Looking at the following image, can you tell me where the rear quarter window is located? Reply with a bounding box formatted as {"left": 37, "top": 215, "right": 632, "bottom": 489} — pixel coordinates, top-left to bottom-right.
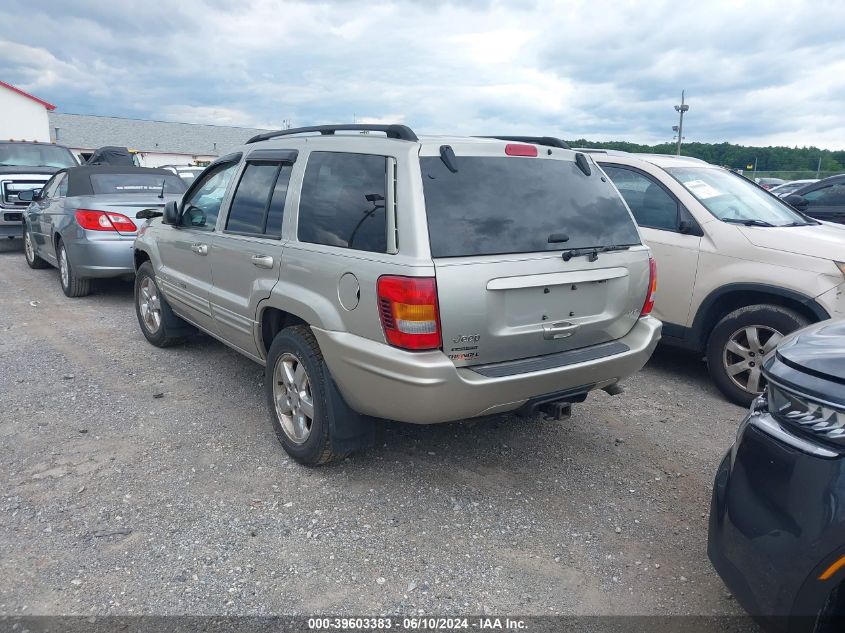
{"left": 420, "top": 156, "right": 640, "bottom": 258}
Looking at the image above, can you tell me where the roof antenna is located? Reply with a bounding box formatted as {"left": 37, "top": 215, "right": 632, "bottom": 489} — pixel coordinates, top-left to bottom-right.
{"left": 158, "top": 178, "right": 166, "bottom": 200}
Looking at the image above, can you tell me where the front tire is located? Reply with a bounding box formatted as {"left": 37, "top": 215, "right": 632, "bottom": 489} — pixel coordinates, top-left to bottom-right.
{"left": 57, "top": 239, "right": 90, "bottom": 297}
{"left": 134, "top": 261, "right": 190, "bottom": 347}
{"left": 23, "top": 226, "right": 49, "bottom": 269}
{"left": 265, "top": 325, "right": 347, "bottom": 466}
{"left": 706, "top": 304, "right": 809, "bottom": 406}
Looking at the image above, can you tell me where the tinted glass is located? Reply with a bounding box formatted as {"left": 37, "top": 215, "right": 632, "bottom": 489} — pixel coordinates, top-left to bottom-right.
{"left": 804, "top": 183, "right": 845, "bottom": 206}
{"left": 181, "top": 162, "right": 239, "bottom": 230}
{"left": 41, "top": 173, "right": 63, "bottom": 199}
{"left": 89, "top": 173, "right": 186, "bottom": 195}
{"left": 226, "top": 163, "right": 279, "bottom": 234}
{"left": 421, "top": 156, "right": 640, "bottom": 258}
{"left": 602, "top": 165, "right": 679, "bottom": 230}
{"left": 298, "top": 152, "right": 387, "bottom": 253}
{"left": 265, "top": 165, "right": 292, "bottom": 238}
{"left": 0, "top": 143, "right": 76, "bottom": 168}
{"left": 666, "top": 167, "right": 811, "bottom": 226}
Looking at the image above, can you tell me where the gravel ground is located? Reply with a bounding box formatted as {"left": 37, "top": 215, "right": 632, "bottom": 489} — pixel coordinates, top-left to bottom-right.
{"left": 0, "top": 237, "right": 751, "bottom": 619}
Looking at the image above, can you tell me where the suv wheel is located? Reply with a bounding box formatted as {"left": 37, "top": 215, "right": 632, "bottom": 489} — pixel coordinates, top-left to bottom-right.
{"left": 265, "top": 325, "right": 346, "bottom": 466}
{"left": 23, "top": 226, "right": 49, "bottom": 269}
{"left": 57, "top": 239, "right": 91, "bottom": 297}
{"left": 134, "top": 261, "right": 190, "bottom": 347}
{"left": 706, "top": 304, "right": 809, "bottom": 406}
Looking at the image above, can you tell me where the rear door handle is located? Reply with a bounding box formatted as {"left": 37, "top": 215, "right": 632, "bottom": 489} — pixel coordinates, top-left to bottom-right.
{"left": 251, "top": 254, "right": 274, "bottom": 269}
{"left": 191, "top": 243, "right": 208, "bottom": 256}
{"left": 543, "top": 321, "right": 579, "bottom": 340}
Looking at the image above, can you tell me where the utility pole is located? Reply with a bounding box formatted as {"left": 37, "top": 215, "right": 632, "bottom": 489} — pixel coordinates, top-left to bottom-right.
{"left": 674, "top": 90, "right": 689, "bottom": 156}
{"left": 753, "top": 157, "right": 758, "bottom": 180}
{"left": 816, "top": 156, "right": 822, "bottom": 179}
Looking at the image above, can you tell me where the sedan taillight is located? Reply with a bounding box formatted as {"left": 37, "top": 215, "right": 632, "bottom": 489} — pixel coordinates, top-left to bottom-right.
{"left": 75, "top": 209, "right": 137, "bottom": 233}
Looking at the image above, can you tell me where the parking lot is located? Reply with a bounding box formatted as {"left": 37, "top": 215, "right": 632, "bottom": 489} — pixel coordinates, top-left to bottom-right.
{"left": 0, "top": 236, "right": 748, "bottom": 617}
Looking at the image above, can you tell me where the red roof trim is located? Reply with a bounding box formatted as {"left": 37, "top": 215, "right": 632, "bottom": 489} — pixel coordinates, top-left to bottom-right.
{"left": 0, "top": 80, "right": 56, "bottom": 111}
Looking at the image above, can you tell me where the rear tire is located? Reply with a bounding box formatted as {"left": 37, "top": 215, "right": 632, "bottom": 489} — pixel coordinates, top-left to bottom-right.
{"left": 134, "top": 261, "right": 190, "bottom": 347}
{"left": 706, "top": 304, "right": 809, "bottom": 407}
{"left": 265, "top": 325, "right": 347, "bottom": 466}
{"left": 23, "top": 226, "right": 49, "bottom": 269}
{"left": 57, "top": 239, "right": 90, "bottom": 297}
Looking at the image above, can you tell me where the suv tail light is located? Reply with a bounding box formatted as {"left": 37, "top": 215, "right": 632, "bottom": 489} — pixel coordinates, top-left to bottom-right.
{"left": 377, "top": 276, "right": 441, "bottom": 350}
{"left": 504, "top": 143, "right": 538, "bottom": 157}
{"left": 641, "top": 257, "right": 657, "bottom": 317}
{"left": 75, "top": 209, "right": 137, "bottom": 233}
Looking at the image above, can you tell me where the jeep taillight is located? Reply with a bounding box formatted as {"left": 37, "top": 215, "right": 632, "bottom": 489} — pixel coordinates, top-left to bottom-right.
{"left": 641, "top": 256, "right": 657, "bottom": 317}
{"left": 377, "top": 276, "right": 441, "bottom": 350}
{"left": 75, "top": 209, "right": 137, "bottom": 233}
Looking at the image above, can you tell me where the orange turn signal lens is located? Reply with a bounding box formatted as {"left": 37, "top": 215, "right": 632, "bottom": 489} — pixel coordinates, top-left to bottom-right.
{"left": 819, "top": 555, "right": 845, "bottom": 581}
{"left": 394, "top": 303, "right": 436, "bottom": 322}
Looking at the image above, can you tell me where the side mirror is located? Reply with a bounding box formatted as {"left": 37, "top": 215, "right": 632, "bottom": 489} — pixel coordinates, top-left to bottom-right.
{"left": 785, "top": 194, "right": 809, "bottom": 210}
{"left": 136, "top": 208, "right": 164, "bottom": 220}
{"left": 17, "top": 189, "right": 38, "bottom": 202}
{"left": 162, "top": 200, "right": 180, "bottom": 225}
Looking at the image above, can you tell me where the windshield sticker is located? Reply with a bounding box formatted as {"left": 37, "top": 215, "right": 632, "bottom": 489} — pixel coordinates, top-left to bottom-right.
{"left": 684, "top": 179, "right": 722, "bottom": 200}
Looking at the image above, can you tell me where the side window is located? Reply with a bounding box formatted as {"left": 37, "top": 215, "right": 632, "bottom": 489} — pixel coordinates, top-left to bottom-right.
{"left": 224, "top": 162, "right": 293, "bottom": 237}
{"left": 57, "top": 174, "right": 68, "bottom": 198}
{"left": 602, "top": 165, "right": 680, "bottom": 231}
{"left": 803, "top": 183, "right": 845, "bottom": 206}
{"left": 297, "top": 151, "right": 387, "bottom": 253}
{"left": 181, "top": 162, "right": 239, "bottom": 230}
{"left": 40, "top": 173, "right": 62, "bottom": 200}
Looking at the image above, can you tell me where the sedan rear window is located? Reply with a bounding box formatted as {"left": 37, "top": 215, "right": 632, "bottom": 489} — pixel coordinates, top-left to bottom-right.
{"left": 420, "top": 156, "right": 640, "bottom": 258}
{"left": 89, "top": 173, "right": 186, "bottom": 195}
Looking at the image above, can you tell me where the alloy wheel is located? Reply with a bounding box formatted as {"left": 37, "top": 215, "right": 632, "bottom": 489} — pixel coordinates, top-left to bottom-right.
{"left": 722, "top": 325, "right": 783, "bottom": 394}
{"left": 138, "top": 276, "right": 162, "bottom": 333}
{"left": 272, "top": 352, "right": 315, "bottom": 444}
{"left": 59, "top": 246, "right": 69, "bottom": 289}
{"left": 24, "top": 231, "right": 34, "bottom": 263}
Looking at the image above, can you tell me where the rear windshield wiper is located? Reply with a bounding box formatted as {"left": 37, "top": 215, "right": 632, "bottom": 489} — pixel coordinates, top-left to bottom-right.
{"left": 562, "top": 244, "right": 630, "bottom": 262}
{"left": 720, "top": 217, "right": 775, "bottom": 227}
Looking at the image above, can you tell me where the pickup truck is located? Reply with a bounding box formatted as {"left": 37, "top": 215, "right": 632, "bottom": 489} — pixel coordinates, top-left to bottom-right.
{"left": 0, "top": 140, "right": 78, "bottom": 239}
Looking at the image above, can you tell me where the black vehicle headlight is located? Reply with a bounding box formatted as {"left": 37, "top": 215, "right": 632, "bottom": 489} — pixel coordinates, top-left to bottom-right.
{"left": 768, "top": 381, "right": 845, "bottom": 443}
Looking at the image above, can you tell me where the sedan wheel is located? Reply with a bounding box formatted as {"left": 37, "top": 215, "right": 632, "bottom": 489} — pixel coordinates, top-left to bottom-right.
{"left": 273, "top": 352, "right": 315, "bottom": 444}
{"left": 722, "top": 325, "right": 783, "bottom": 394}
{"left": 59, "top": 245, "right": 70, "bottom": 288}
{"left": 24, "top": 231, "right": 34, "bottom": 262}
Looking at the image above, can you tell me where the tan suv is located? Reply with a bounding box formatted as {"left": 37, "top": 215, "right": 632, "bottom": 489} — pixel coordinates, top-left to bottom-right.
{"left": 593, "top": 150, "right": 845, "bottom": 406}
{"left": 132, "top": 125, "right": 661, "bottom": 465}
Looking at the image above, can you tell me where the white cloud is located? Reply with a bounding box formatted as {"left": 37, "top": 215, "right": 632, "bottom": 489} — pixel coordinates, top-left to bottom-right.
{"left": 1, "top": 0, "right": 844, "bottom": 149}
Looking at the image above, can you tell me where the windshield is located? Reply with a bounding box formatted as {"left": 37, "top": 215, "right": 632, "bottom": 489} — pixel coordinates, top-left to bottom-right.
{"left": 666, "top": 167, "right": 812, "bottom": 226}
{"left": 0, "top": 143, "right": 77, "bottom": 169}
{"left": 421, "top": 156, "right": 641, "bottom": 257}
{"left": 89, "top": 173, "right": 186, "bottom": 195}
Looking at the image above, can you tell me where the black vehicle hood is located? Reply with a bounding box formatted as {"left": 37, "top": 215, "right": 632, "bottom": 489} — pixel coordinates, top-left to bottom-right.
{"left": 775, "top": 319, "right": 845, "bottom": 384}
{"left": 0, "top": 166, "right": 61, "bottom": 176}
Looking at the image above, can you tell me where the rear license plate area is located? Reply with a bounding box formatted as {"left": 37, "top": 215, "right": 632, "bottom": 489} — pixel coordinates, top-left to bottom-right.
{"left": 502, "top": 282, "right": 606, "bottom": 325}
{"left": 3, "top": 213, "right": 23, "bottom": 222}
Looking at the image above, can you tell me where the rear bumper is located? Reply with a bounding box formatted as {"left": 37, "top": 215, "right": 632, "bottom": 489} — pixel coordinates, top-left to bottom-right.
{"left": 708, "top": 408, "right": 845, "bottom": 630}
{"left": 312, "top": 316, "right": 661, "bottom": 424}
{"left": 65, "top": 235, "right": 136, "bottom": 278}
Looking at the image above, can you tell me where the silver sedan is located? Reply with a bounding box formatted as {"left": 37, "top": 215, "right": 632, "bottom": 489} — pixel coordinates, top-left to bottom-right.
{"left": 20, "top": 166, "right": 185, "bottom": 297}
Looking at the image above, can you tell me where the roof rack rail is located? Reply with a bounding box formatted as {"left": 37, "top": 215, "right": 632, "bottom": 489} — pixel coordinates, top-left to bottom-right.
{"left": 478, "top": 136, "right": 571, "bottom": 150}
{"left": 246, "top": 124, "right": 418, "bottom": 144}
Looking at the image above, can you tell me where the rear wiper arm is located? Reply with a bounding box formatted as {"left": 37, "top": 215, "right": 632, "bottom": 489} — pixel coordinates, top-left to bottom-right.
{"left": 562, "top": 244, "right": 630, "bottom": 262}
{"left": 721, "top": 217, "right": 775, "bottom": 227}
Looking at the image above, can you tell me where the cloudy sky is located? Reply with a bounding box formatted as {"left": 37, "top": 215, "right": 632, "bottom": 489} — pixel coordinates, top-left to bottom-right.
{"left": 2, "top": 0, "right": 844, "bottom": 148}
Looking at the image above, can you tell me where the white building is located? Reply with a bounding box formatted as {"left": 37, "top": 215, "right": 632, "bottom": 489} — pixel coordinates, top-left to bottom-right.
{"left": 0, "top": 80, "right": 55, "bottom": 142}
{"left": 48, "top": 112, "right": 272, "bottom": 167}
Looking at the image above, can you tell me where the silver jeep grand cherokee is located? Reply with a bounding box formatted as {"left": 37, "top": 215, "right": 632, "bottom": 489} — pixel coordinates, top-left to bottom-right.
{"left": 132, "top": 124, "right": 661, "bottom": 465}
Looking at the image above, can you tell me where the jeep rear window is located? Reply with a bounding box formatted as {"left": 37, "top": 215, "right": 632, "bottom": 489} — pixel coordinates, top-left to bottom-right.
{"left": 420, "top": 156, "right": 640, "bottom": 258}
